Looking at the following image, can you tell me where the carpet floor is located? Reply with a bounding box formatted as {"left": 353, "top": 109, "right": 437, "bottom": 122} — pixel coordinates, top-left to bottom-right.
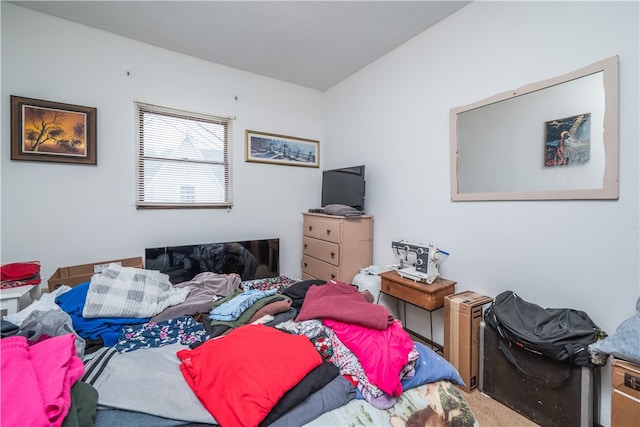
{"left": 460, "top": 389, "right": 540, "bottom": 426}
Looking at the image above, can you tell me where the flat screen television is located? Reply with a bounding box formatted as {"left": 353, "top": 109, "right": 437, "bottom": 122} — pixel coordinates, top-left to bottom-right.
{"left": 145, "top": 238, "right": 279, "bottom": 284}
{"left": 321, "top": 165, "right": 366, "bottom": 211}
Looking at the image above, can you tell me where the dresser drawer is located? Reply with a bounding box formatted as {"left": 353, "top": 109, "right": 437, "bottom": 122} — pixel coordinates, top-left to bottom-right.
{"left": 612, "top": 359, "right": 640, "bottom": 427}
{"left": 303, "top": 216, "right": 341, "bottom": 243}
{"left": 380, "top": 271, "right": 455, "bottom": 311}
{"left": 303, "top": 236, "right": 339, "bottom": 266}
{"left": 301, "top": 272, "right": 317, "bottom": 281}
{"left": 302, "top": 255, "right": 338, "bottom": 282}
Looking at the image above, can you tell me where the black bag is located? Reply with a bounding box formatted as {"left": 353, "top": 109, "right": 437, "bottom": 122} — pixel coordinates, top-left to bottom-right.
{"left": 484, "top": 291, "right": 607, "bottom": 382}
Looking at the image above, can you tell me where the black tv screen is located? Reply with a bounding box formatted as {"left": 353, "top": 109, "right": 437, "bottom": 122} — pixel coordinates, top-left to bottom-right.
{"left": 321, "top": 165, "right": 366, "bottom": 211}
{"left": 145, "top": 238, "right": 279, "bottom": 284}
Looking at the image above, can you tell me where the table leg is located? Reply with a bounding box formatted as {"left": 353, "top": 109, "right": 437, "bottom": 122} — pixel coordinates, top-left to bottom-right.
{"left": 375, "top": 291, "right": 443, "bottom": 354}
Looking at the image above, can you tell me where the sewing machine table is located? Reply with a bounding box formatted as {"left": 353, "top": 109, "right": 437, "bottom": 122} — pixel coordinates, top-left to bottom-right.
{"left": 378, "top": 270, "right": 456, "bottom": 353}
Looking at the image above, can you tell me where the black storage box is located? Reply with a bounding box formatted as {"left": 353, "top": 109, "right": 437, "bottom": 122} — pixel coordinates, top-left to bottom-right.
{"left": 480, "top": 320, "right": 600, "bottom": 427}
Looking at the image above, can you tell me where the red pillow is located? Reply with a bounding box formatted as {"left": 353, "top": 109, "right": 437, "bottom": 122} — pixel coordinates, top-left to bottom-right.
{"left": 177, "top": 325, "right": 322, "bottom": 427}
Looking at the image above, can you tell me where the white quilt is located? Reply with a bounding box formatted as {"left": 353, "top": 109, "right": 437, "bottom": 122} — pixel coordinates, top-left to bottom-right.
{"left": 82, "top": 263, "right": 189, "bottom": 318}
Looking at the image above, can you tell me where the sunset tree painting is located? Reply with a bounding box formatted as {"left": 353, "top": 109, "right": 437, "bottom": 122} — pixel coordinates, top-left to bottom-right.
{"left": 22, "top": 105, "right": 87, "bottom": 156}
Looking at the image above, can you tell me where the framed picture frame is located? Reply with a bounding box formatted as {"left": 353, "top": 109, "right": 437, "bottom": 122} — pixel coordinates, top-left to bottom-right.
{"left": 11, "top": 95, "right": 97, "bottom": 165}
{"left": 245, "top": 130, "right": 319, "bottom": 168}
{"left": 544, "top": 113, "right": 591, "bottom": 167}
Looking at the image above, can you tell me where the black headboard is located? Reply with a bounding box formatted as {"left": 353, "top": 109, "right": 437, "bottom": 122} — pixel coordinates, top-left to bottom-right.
{"left": 145, "top": 238, "right": 279, "bottom": 284}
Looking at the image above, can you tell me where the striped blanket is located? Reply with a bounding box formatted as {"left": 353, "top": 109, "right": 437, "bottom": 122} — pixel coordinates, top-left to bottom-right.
{"left": 82, "top": 263, "right": 189, "bottom": 318}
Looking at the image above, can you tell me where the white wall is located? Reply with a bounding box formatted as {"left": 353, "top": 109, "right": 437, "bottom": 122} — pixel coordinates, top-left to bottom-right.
{"left": 1, "top": 3, "right": 324, "bottom": 281}
{"left": 324, "top": 2, "right": 639, "bottom": 425}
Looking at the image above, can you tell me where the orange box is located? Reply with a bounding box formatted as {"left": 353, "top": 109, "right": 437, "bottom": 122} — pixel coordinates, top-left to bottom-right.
{"left": 444, "top": 291, "right": 493, "bottom": 392}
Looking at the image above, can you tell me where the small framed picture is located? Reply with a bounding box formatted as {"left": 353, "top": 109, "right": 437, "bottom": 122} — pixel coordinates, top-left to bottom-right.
{"left": 245, "top": 130, "right": 319, "bottom": 168}
{"left": 544, "top": 113, "right": 591, "bottom": 167}
{"left": 11, "top": 95, "right": 97, "bottom": 165}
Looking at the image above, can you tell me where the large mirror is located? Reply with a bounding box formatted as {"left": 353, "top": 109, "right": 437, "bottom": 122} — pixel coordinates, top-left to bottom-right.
{"left": 450, "top": 56, "right": 619, "bottom": 201}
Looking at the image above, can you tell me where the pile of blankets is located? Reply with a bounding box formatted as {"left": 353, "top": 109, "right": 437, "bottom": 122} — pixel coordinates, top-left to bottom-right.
{"left": 1, "top": 265, "right": 443, "bottom": 427}
{"left": 291, "top": 279, "right": 414, "bottom": 407}
{"left": 54, "top": 265, "right": 240, "bottom": 348}
{"left": 81, "top": 263, "right": 189, "bottom": 318}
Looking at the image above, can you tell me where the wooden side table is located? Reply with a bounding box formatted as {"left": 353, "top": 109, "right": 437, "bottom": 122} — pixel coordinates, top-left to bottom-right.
{"left": 378, "top": 270, "right": 456, "bottom": 352}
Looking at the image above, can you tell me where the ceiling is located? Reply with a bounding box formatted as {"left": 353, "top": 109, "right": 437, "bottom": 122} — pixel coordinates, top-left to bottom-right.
{"left": 10, "top": 1, "right": 471, "bottom": 91}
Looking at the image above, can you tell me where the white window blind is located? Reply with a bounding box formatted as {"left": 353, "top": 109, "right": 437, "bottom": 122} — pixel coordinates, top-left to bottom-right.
{"left": 135, "top": 102, "right": 233, "bottom": 209}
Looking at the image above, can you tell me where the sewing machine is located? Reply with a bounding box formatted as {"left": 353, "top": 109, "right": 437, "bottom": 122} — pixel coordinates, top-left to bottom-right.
{"left": 389, "top": 240, "right": 449, "bottom": 284}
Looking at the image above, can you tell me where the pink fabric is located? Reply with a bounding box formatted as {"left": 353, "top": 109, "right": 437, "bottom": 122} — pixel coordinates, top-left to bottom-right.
{"left": 323, "top": 318, "right": 413, "bottom": 396}
{"left": 295, "top": 280, "right": 393, "bottom": 329}
{"left": 1, "top": 334, "right": 84, "bottom": 427}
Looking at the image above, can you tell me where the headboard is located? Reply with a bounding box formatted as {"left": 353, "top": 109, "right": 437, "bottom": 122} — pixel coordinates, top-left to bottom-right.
{"left": 145, "top": 238, "right": 279, "bottom": 284}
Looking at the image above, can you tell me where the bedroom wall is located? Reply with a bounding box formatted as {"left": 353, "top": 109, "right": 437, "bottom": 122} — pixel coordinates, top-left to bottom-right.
{"left": 323, "top": 2, "right": 639, "bottom": 425}
{"left": 1, "top": 3, "right": 324, "bottom": 281}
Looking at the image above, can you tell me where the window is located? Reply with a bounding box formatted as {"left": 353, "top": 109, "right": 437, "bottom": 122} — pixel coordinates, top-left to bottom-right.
{"left": 135, "top": 102, "right": 233, "bottom": 209}
{"left": 180, "top": 186, "right": 195, "bottom": 203}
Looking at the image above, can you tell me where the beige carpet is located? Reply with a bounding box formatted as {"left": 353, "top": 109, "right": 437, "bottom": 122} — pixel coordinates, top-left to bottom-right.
{"left": 460, "top": 389, "right": 540, "bottom": 427}
{"left": 405, "top": 334, "right": 540, "bottom": 426}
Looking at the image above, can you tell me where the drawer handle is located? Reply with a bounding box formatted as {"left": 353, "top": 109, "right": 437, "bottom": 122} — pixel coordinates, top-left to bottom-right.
{"left": 325, "top": 229, "right": 331, "bottom": 236}
{"left": 330, "top": 273, "right": 336, "bottom": 279}
{"left": 308, "top": 226, "right": 313, "bottom": 232}
{"left": 624, "top": 372, "right": 640, "bottom": 390}
{"left": 304, "top": 244, "right": 307, "bottom": 250}
{"left": 330, "top": 252, "right": 335, "bottom": 259}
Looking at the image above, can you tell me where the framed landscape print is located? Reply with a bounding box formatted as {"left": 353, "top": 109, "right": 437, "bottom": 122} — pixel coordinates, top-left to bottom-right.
{"left": 245, "top": 130, "right": 319, "bottom": 168}
{"left": 11, "top": 95, "right": 97, "bottom": 165}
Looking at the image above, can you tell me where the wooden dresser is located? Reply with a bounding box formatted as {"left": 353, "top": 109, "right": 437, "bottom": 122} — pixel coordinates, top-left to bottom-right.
{"left": 301, "top": 212, "right": 373, "bottom": 283}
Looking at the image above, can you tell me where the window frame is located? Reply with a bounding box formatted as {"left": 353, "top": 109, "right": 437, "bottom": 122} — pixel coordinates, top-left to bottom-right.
{"left": 135, "top": 101, "right": 233, "bottom": 209}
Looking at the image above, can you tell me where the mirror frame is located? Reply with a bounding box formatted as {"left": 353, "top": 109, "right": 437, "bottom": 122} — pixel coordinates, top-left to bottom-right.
{"left": 450, "top": 56, "right": 619, "bottom": 201}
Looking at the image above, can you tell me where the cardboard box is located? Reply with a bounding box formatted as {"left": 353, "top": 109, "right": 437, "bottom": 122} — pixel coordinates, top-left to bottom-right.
{"left": 444, "top": 291, "right": 493, "bottom": 392}
{"left": 48, "top": 257, "right": 143, "bottom": 292}
{"left": 611, "top": 358, "right": 640, "bottom": 427}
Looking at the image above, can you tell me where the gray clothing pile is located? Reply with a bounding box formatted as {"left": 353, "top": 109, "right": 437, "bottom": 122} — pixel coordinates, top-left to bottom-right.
{"left": 323, "top": 204, "right": 362, "bottom": 217}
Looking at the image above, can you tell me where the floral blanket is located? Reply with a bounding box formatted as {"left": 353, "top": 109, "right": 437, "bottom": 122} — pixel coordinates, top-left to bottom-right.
{"left": 305, "top": 380, "right": 479, "bottom": 427}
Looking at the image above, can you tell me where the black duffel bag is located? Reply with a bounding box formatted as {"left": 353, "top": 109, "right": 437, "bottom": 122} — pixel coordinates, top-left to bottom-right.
{"left": 484, "top": 290, "right": 607, "bottom": 382}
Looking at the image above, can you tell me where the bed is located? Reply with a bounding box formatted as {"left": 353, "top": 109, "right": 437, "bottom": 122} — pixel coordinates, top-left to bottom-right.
{"left": 1, "top": 239, "right": 479, "bottom": 427}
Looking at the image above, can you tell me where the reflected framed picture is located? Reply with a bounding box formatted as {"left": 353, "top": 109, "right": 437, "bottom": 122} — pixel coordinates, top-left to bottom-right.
{"left": 544, "top": 113, "right": 591, "bottom": 167}
{"left": 245, "top": 130, "right": 319, "bottom": 168}
{"left": 11, "top": 95, "right": 97, "bottom": 165}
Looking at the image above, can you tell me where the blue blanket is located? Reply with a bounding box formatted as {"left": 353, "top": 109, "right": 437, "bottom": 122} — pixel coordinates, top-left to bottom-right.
{"left": 56, "top": 282, "right": 149, "bottom": 346}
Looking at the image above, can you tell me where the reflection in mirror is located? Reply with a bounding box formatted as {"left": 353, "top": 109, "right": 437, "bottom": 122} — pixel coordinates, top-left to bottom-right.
{"left": 450, "top": 56, "right": 619, "bottom": 201}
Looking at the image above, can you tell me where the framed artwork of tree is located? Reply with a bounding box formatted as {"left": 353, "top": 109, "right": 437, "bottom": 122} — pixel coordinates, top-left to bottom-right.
{"left": 11, "top": 95, "right": 97, "bottom": 165}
